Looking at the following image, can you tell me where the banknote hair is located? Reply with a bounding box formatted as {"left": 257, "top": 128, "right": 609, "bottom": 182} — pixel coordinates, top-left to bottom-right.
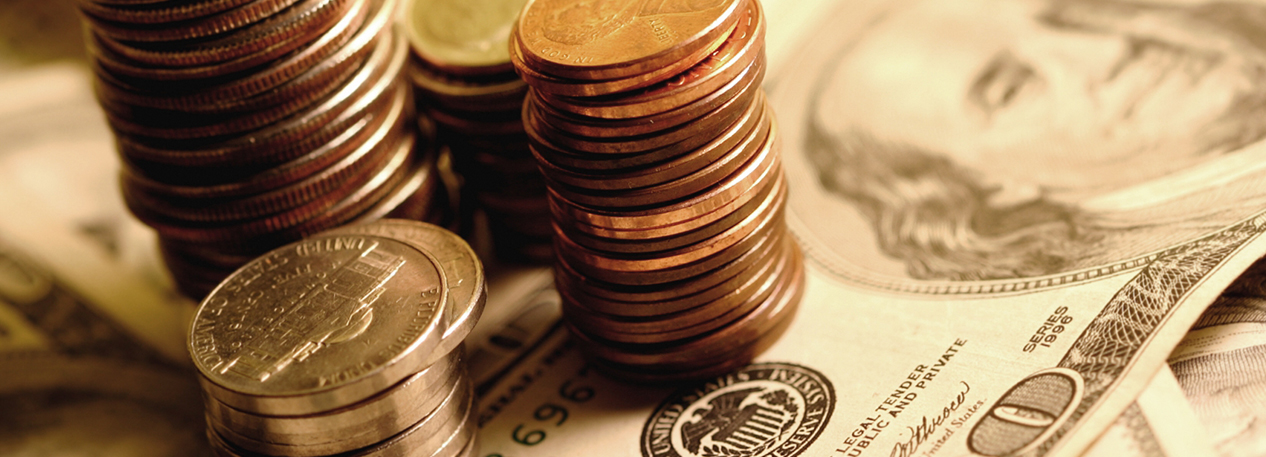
{"left": 803, "top": 120, "right": 1104, "bottom": 281}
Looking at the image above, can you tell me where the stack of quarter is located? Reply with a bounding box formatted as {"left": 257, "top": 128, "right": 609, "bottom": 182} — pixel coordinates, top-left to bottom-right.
{"left": 510, "top": 0, "right": 804, "bottom": 381}
{"left": 76, "top": 0, "right": 452, "bottom": 298}
{"left": 403, "top": 0, "right": 552, "bottom": 263}
{"left": 190, "top": 220, "right": 485, "bottom": 457}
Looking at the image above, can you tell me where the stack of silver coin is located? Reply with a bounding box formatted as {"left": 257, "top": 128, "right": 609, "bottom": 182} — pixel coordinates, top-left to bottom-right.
{"left": 401, "top": 0, "right": 550, "bottom": 263}
{"left": 189, "top": 220, "right": 486, "bottom": 457}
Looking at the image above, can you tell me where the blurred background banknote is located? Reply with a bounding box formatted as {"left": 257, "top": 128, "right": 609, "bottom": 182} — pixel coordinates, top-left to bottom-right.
{"left": 4, "top": 0, "right": 1266, "bottom": 456}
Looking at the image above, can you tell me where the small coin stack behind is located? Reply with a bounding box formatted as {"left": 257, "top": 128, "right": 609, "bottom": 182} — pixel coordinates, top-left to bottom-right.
{"left": 402, "top": 0, "right": 552, "bottom": 263}
{"left": 191, "top": 220, "right": 485, "bottom": 457}
{"left": 77, "top": 0, "right": 451, "bottom": 299}
{"left": 511, "top": 0, "right": 804, "bottom": 382}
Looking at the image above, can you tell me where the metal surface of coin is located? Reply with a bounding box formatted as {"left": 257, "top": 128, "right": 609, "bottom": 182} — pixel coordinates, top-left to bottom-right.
{"left": 534, "top": 91, "right": 765, "bottom": 191}
{"left": 204, "top": 349, "right": 458, "bottom": 425}
{"left": 541, "top": 0, "right": 763, "bottom": 119}
{"left": 406, "top": 0, "right": 526, "bottom": 74}
{"left": 326, "top": 219, "right": 486, "bottom": 363}
{"left": 548, "top": 114, "right": 780, "bottom": 234}
{"left": 190, "top": 234, "right": 448, "bottom": 399}
{"left": 514, "top": 0, "right": 743, "bottom": 80}
{"left": 210, "top": 370, "right": 466, "bottom": 456}
{"left": 570, "top": 239, "right": 804, "bottom": 366}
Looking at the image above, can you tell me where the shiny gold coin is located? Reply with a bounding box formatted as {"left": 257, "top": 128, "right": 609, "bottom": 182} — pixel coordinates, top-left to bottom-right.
{"left": 513, "top": 0, "right": 743, "bottom": 80}
{"left": 405, "top": 0, "right": 526, "bottom": 76}
{"left": 190, "top": 234, "right": 448, "bottom": 402}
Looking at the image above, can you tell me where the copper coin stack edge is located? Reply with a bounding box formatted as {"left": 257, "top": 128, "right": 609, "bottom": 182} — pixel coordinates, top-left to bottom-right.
{"left": 77, "top": 0, "right": 451, "bottom": 299}
{"left": 511, "top": 0, "right": 804, "bottom": 382}
{"left": 191, "top": 221, "right": 485, "bottom": 457}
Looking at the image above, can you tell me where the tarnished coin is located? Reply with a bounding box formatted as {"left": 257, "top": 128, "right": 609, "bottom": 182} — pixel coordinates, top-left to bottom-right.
{"left": 513, "top": 0, "right": 743, "bottom": 80}
{"left": 405, "top": 0, "right": 526, "bottom": 75}
{"left": 326, "top": 219, "right": 486, "bottom": 364}
{"left": 190, "top": 234, "right": 449, "bottom": 400}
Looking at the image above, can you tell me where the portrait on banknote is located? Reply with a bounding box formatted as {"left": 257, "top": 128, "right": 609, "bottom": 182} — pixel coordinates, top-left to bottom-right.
{"left": 774, "top": 0, "right": 1266, "bottom": 289}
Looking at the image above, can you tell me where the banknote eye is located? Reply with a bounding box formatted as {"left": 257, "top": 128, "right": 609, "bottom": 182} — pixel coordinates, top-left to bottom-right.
{"left": 970, "top": 52, "right": 1040, "bottom": 118}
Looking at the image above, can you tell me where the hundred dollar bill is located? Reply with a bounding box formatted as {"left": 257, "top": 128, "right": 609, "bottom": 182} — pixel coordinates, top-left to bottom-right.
{"left": 0, "top": 64, "right": 211, "bottom": 456}
{"left": 464, "top": 265, "right": 560, "bottom": 391}
{"left": 1083, "top": 366, "right": 1215, "bottom": 457}
{"left": 1169, "top": 256, "right": 1266, "bottom": 457}
{"left": 476, "top": 1, "right": 1266, "bottom": 457}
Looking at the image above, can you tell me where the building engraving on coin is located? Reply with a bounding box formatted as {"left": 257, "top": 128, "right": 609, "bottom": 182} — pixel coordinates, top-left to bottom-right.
{"left": 191, "top": 234, "right": 446, "bottom": 395}
{"left": 220, "top": 243, "right": 406, "bottom": 382}
{"left": 641, "top": 363, "right": 834, "bottom": 457}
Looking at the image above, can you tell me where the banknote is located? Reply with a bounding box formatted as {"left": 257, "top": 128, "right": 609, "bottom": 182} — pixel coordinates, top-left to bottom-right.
{"left": 1170, "top": 256, "right": 1266, "bottom": 457}
{"left": 1083, "top": 366, "right": 1215, "bottom": 457}
{"left": 0, "top": 64, "right": 213, "bottom": 456}
{"left": 476, "top": 0, "right": 1266, "bottom": 457}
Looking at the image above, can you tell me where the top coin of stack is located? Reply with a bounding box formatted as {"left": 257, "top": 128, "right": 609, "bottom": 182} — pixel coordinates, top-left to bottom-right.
{"left": 191, "top": 220, "right": 485, "bottom": 457}
{"left": 76, "top": 0, "right": 450, "bottom": 298}
{"left": 403, "top": 0, "right": 553, "bottom": 263}
{"left": 511, "top": 0, "right": 804, "bottom": 382}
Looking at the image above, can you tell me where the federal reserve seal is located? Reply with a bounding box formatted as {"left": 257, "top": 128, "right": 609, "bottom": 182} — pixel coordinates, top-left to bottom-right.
{"left": 641, "top": 363, "right": 834, "bottom": 457}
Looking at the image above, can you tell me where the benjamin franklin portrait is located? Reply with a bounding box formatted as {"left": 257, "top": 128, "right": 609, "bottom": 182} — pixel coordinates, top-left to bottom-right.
{"left": 774, "top": 0, "right": 1266, "bottom": 285}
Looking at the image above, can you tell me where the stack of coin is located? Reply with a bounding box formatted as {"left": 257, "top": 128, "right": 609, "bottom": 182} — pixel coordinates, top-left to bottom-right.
{"left": 510, "top": 0, "right": 804, "bottom": 381}
{"left": 76, "top": 0, "right": 450, "bottom": 298}
{"left": 190, "top": 220, "right": 485, "bottom": 457}
{"left": 402, "top": 0, "right": 552, "bottom": 263}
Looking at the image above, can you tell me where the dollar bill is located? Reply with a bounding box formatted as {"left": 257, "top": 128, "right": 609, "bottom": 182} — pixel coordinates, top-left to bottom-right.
{"left": 1084, "top": 366, "right": 1215, "bottom": 457}
{"left": 1170, "top": 256, "right": 1266, "bottom": 456}
{"left": 476, "top": 0, "right": 1266, "bottom": 456}
{"left": 0, "top": 64, "right": 212, "bottom": 457}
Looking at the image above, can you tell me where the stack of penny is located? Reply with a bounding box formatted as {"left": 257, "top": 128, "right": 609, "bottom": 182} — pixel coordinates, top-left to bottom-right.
{"left": 402, "top": 0, "right": 552, "bottom": 263}
{"left": 191, "top": 220, "right": 485, "bottom": 457}
{"left": 76, "top": 0, "right": 450, "bottom": 299}
{"left": 510, "top": 0, "right": 804, "bottom": 381}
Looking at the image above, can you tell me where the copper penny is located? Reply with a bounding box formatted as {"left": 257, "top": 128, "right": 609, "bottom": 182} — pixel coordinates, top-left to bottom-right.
{"left": 554, "top": 184, "right": 785, "bottom": 286}
{"left": 541, "top": 0, "right": 764, "bottom": 120}
{"left": 513, "top": 0, "right": 743, "bottom": 80}
{"left": 523, "top": 80, "right": 752, "bottom": 154}
{"left": 533, "top": 84, "right": 765, "bottom": 190}
{"left": 529, "top": 55, "right": 762, "bottom": 139}
{"left": 555, "top": 169, "right": 783, "bottom": 255}
{"left": 568, "top": 238, "right": 803, "bottom": 367}
{"left": 562, "top": 233, "right": 788, "bottom": 340}
{"left": 548, "top": 112, "right": 779, "bottom": 234}
{"left": 553, "top": 212, "right": 784, "bottom": 305}
{"left": 543, "top": 105, "right": 769, "bottom": 209}
{"left": 509, "top": 24, "right": 731, "bottom": 97}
